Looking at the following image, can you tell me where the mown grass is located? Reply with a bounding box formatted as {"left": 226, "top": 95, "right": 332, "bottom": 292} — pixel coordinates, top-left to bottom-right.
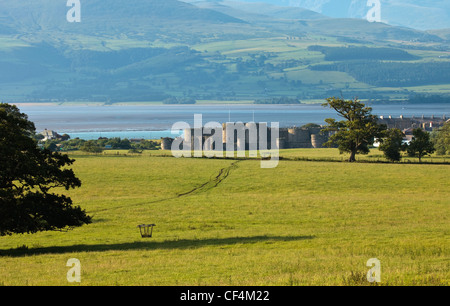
{"left": 0, "top": 149, "right": 448, "bottom": 286}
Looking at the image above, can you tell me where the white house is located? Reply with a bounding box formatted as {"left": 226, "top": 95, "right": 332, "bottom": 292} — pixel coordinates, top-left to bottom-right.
{"left": 41, "top": 129, "right": 60, "bottom": 141}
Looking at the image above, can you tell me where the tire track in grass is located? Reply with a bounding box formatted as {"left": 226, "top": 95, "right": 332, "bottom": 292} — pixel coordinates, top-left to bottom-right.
{"left": 177, "top": 160, "right": 240, "bottom": 197}
{"left": 90, "top": 160, "right": 241, "bottom": 213}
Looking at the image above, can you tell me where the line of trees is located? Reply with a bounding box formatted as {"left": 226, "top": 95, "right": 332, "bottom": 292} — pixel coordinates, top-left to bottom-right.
{"left": 42, "top": 137, "right": 160, "bottom": 153}
{"left": 431, "top": 122, "right": 450, "bottom": 156}
{"left": 407, "top": 94, "right": 450, "bottom": 104}
{"left": 162, "top": 97, "right": 197, "bottom": 104}
{"left": 322, "top": 97, "right": 448, "bottom": 162}
{"left": 380, "top": 122, "right": 450, "bottom": 162}
{"left": 379, "top": 128, "right": 436, "bottom": 162}
{"left": 307, "top": 45, "right": 419, "bottom": 61}
{"left": 254, "top": 97, "right": 301, "bottom": 104}
{"left": 311, "top": 61, "right": 450, "bottom": 87}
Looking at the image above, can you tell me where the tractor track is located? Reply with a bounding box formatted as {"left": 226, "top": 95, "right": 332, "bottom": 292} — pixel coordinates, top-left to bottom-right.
{"left": 90, "top": 160, "right": 241, "bottom": 213}
{"left": 176, "top": 160, "right": 240, "bottom": 197}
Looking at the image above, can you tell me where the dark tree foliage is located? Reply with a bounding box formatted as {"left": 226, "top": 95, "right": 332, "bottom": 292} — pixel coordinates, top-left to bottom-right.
{"left": 322, "top": 97, "right": 386, "bottom": 162}
{"left": 431, "top": 121, "right": 450, "bottom": 155}
{"left": 407, "top": 94, "right": 450, "bottom": 104}
{"left": 80, "top": 140, "right": 104, "bottom": 153}
{"left": 307, "top": 45, "right": 419, "bottom": 61}
{"left": 379, "top": 128, "right": 406, "bottom": 162}
{"left": 0, "top": 103, "right": 91, "bottom": 236}
{"left": 407, "top": 128, "right": 436, "bottom": 162}
{"left": 254, "top": 97, "right": 301, "bottom": 104}
{"left": 310, "top": 61, "right": 450, "bottom": 87}
{"left": 162, "top": 97, "right": 197, "bottom": 104}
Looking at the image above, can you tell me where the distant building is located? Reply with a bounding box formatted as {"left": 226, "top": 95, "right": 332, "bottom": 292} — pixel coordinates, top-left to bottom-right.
{"left": 377, "top": 115, "right": 447, "bottom": 132}
{"left": 40, "top": 129, "right": 61, "bottom": 141}
{"left": 163, "top": 123, "right": 331, "bottom": 151}
{"left": 373, "top": 117, "right": 446, "bottom": 147}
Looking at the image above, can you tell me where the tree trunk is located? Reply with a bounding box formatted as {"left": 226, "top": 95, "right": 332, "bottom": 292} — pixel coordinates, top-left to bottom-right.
{"left": 348, "top": 151, "right": 356, "bottom": 162}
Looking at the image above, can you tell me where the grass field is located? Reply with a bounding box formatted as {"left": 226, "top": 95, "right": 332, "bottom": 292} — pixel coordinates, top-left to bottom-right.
{"left": 0, "top": 149, "right": 448, "bottom": 286}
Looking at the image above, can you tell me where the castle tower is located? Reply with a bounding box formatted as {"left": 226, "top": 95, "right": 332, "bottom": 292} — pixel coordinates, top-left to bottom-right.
{"left": 311, "top": 134, "right": 328, "bottom": 149}
{"left": 245, "top": 122, "right": 259, "bottom": 151}
{"left": 160, "top": 137, "right": 173, "bottom": 151}
{"left": 288, "top": 128, "right": 311, "bottom": 148}
{"left": 276, "top": 138, "right": 286, "bottom": 150}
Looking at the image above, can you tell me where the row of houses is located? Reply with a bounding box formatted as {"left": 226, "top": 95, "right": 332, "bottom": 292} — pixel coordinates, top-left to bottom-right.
{"left": 377, "top": 115, "right": 447, "bottom": 131}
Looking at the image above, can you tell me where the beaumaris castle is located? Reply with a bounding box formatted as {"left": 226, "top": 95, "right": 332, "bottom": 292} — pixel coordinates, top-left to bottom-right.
{"left": 160, "top": 115, "right": 448, "bottom": 151}
{"left": 161, "top": 123, "right": 329, "bottom": 151}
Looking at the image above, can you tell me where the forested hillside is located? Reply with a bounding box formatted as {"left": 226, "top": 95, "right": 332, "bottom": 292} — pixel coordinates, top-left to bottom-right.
{"left": 0, "top": 0, "right": 449, "bottom": 103}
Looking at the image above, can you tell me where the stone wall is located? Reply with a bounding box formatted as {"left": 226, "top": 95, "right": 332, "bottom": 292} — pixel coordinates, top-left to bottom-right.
{"left": 177, "top": 124, "right": 329, "bottom": 150}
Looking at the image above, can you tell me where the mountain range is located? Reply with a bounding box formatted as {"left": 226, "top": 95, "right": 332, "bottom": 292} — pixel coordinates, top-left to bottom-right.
{"left": 191, "top": 0, "right": 450, "bottom": 30}
{"left": 0, "top": 0, "right": 449, "bottom": 103}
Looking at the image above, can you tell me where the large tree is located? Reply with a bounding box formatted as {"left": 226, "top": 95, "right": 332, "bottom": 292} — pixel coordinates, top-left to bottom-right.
{"left": 407, "top": 128, "right": 436, "bottom": 163}
{"left": 0, "top": 103, "right": 91, "bottom": 236}
{"left": 431, "top": 121, "right": 450, "bottom": 156}
{"left": 322, "top": 97, "right": 386, "bottom": 162}
{"left": 379, "top": 128, "right": 406, "bottom": 162}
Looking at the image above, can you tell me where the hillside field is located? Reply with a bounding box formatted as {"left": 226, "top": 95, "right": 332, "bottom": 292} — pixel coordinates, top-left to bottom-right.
{"left": 0, "top": 149, "right": 448, "bottom": 286}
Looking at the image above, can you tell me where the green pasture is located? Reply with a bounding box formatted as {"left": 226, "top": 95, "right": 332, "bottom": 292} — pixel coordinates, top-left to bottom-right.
{"left": 0, "top": 149, "right": 448, "bottom": 286}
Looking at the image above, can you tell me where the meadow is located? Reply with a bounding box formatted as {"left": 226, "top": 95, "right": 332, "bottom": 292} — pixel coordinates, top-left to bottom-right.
{"left": 0, "top": 149, "right": 448, "bottom": 286}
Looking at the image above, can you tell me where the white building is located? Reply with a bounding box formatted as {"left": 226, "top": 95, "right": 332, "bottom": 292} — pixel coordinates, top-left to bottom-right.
{"left": 41, "top": 129, "right": 60, "bottom": 141}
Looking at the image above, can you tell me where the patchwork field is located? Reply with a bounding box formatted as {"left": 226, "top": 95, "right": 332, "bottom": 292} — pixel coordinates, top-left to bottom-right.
{"left": 0, "top": 149, "right": 448, "bottom": 286}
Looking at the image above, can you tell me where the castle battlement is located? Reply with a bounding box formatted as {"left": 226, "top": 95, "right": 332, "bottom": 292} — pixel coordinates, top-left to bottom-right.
{"left": 161, "top": 123, "right": 330, "bottom": 151}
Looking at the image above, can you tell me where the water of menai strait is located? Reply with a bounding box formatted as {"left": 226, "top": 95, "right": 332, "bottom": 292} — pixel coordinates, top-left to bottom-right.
{"left": 17, "top": 103, "right": 449, "bottom": 140}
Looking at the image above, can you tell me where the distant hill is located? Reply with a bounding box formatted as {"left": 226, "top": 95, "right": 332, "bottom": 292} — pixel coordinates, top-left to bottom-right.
{"left": 304, "top": 18, "right": 441, "bottom": 42}
{"left": 191, "top": 0, "right": 326, "bottom": 21}
{"left": 186, "top": 1, "right": 442, "bottom": 42}
{"left": 428, "top": 28, "right": 450, "bottom": 41}
{"left": 208, "top": 0, "right": 450, "bottom": 30}
{"left": 1, "top": 0, "right": 441, "bottom": 44}
{"left": 0, "top": 0, "right": 449, "bottom": 103}
{"left": 0, "top": 0, "right": 245, "bottom": 36}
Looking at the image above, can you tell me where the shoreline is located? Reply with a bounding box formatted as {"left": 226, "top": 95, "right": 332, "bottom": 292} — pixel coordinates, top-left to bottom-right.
{"left": 10, "top": 100, "right": 450, "bottom": 108}
{"left": 10, "top": 100, "right": 325, "bottom": 107}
